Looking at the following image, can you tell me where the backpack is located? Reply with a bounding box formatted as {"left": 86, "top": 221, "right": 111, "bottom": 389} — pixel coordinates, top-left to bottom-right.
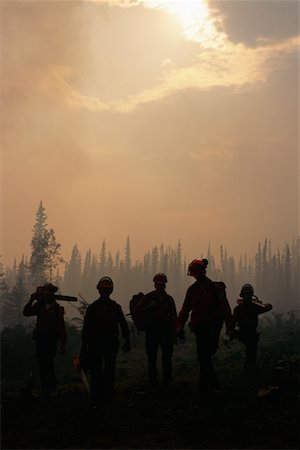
{"left": 129, "top": 292, "right": 150, "bottom": 331}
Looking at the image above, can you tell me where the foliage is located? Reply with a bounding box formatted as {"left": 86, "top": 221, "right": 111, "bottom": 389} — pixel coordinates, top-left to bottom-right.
{"left": 1, "top": 312, "right": 299, "bottom": 449}
{"left": 1, "top": 324, "right": 81, "bottom": 380}
{"left": 30, "top": 201, "right": 49, "bottom": 284}
{"left": 2, "top": 202, "right": 300, "bottom": 326}
{"left": 30, "top": 201, "right": 63, "bottom": 284}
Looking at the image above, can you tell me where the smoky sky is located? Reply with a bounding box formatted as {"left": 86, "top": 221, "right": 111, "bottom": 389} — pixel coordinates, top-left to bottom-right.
{"left": 1, "top": 0, "right": 299, "bottom": 266}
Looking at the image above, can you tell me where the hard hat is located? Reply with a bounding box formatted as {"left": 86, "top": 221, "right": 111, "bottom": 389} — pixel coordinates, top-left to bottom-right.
{"left": 187, "top": 259, "right": 208, "bottom": 276}
{"left": 240, "top": 283, "right": 254, "bottom": 297}
{"left": 42, "top": 283, "right": 58, "bottom": 293}
{"left": 97, "top": 277, "right": 114, "bottom": 290}
{"left": 153, "top": 273, "right": 168, "bottom": 284}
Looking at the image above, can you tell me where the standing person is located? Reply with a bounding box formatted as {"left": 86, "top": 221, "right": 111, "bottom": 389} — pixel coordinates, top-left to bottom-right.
{"left": 140, "top": 273, "right": 177, "bottom": 388}
{"left": 233, "top": 283, "right": 272, "bottom": 374}
{"left": 80, "top": 277, "right": 130, "bottom": 408}
{"left": 23, "top": 283, "right": 67, "bottom": 395}
{"left": 177, "top": 259, "right": 233, "bottom": 393}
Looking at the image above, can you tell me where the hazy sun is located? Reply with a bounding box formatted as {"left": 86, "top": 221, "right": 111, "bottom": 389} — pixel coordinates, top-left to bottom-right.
{"left": 145, "top": 0, "right": 224, "bottom": 48}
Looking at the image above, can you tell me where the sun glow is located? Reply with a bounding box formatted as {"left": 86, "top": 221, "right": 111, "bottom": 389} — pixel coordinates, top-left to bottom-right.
{"left": 145, "top": 0, "right": 225, "bottom": 48}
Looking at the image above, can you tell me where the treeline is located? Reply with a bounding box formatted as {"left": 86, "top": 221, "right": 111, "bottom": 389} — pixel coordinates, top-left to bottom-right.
{"left": 1, "top": 202, "right": 299, "bottom": 328}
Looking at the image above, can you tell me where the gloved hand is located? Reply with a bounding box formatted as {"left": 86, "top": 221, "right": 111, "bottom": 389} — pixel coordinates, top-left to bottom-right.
{"left": 177, "top": 329, "right": 186, "bottom": 343}
{"left": 79, "top": 344, "right": 90, "bottom": 371}
{"left": 122, "top": 338, "right": 130, "bottom": 353}
{"left": 58, "top": 342, "right": 66, "bottom": 355}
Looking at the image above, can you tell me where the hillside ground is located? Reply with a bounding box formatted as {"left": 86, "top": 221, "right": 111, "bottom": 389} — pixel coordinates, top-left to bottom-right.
{"left": 1, "top": 312, "right": 299, "bottom": 449}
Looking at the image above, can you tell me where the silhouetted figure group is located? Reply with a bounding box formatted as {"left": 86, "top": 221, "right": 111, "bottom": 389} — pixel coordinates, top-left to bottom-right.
{"left": 23, "top": 258, "right": 273, "bottom": 407}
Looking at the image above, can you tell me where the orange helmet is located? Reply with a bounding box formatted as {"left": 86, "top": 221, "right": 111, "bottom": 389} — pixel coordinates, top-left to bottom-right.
{"left": 97, "top": 277, "right": 114, "bottom": 290}
{"left": 153, "top": 273, "right": 168, "bottom": 284}
{"left": 187, "top": 259, "right": 208, "bottom": 276}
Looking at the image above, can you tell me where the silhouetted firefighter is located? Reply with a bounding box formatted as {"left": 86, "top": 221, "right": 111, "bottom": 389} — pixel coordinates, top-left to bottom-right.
{"left": 80, "top": 277, "right": 130, "bottom": 408}
{"left": 233, "top": 283, "right": 273, "bottom": 374}
{"left": 131, "top": 273, "right": 177, "bottom": 387}
{"left": 177, "top": 259, "right": 233, "bottom": 394}
{"left": 23, "top": 283, "right": 68, "bottom": 394}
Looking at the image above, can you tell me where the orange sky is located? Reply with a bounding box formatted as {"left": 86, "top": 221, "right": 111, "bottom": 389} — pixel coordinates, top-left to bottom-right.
{"left": 1, "top": 0, "right": 299, "bottom": 266}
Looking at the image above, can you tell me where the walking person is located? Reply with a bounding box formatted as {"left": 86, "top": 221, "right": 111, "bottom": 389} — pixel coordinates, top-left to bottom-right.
{"left": 135, "top": 273, "right": 177, "bottom": 388}
{"left": 80, "top": 277, "right": 130, "bottom": 408}
{"left": 233, "top": 283, "right": 272, "bottom": 374}
{"left": 23, "top": 283, "right": 67, "bottom": 395}
{"left": 177, "top": 259, "right": 233, "bottom": 393}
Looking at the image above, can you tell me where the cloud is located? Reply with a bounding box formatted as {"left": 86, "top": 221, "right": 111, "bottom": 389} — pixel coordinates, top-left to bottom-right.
{"left": 35, "top": 33, "right": 299, "bottom": 114}
{"left": 3, "top": 0, "right": 299, "bottom": 116}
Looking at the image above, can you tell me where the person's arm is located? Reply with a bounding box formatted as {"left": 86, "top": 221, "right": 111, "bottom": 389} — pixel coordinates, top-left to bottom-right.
{"left": 117, "top": 305, "right": 130, "bottom": 352}
{"left": 177, "top": 288, "right": 193, "bottom": 331}
{"left": 57, "top": 306, "right": 67, "bottom": 353}
{"left": 256, "top": 302, "right": 273, "bottom": 315}
{"left": 169, "top": 297, "right": 178, "bottom": 338}
{"left": 217, "top": 282, "right": 234, "bottom": 335}
{"left": 23, "top": 294, "right": 39, "bottom": 317}
{"left": 81, "top": 307, "right": 90, "bottom": 344}
{"left": 79, "top": 308, "right": 90, "bottom": 367}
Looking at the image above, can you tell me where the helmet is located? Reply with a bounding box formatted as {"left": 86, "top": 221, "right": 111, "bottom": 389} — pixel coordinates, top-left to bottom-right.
{"left": 97, "top": 277, "right": 114, "bottom": 290}
{"left": 153, "top": 273, "right": 168, "bottom": 284}
{"left": 240, "top": 283, "right": 254, "bottom": 298}
{"left": 42, "top": 283, "right": 58, "bottom": 293}
{"left": 187, "top": 259, "right": 208, "bottom": 276}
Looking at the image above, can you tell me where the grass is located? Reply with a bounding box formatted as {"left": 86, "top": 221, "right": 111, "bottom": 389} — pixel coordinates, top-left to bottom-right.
{"left": 1, "top": 313, "right": 299, "bottom": 449}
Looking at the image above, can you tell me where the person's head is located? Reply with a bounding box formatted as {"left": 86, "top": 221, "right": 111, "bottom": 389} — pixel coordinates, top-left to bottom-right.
{"left": 97, "top": 276, "right": 114, "bottom": 298}
{"left": 153, "top": 273, "right": 167, "bottom": 291}
{"left": 240, "top": 283, "right": 254, "bottom": 301}
{"left": 187, "top": 259, "right": 208, "bottom": 280}
{"left": 36, "top": 283, "right": 58, "bottom": 303}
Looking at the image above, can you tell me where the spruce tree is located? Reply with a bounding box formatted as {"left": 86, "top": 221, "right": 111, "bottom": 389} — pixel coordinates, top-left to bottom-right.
{"left": 30, "top": 201, "right": 49, "bottom": 284}
{"left": 125, "top": 236, "right": 131, "bottom": 272}
{"left": 64, "top": 244, "right": 82, "bottom": 294}
{"left": 44, "top": 228, "right": 64, "bottom": 282}
{"left": 3, "top": 258, "right": 29, "bottom": 327}
{"left": 30, "top": 201, "right": 63, "bottom": 284}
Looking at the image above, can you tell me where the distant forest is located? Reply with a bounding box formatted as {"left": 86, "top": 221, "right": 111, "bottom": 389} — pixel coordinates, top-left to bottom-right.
{"left": 1, "top": 202, "right": 299, "bottom": 328}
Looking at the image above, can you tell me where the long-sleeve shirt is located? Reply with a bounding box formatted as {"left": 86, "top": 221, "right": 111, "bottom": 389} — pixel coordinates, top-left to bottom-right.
{"left": 82, "top": 298, "right": 129, "bottom": 344}
{"left": 178, "top": 277, "right": 233, "bottom": 333}
{"left": 141, "top": 290, "right": 177, "bottom": 335}
{"left": 233, "top": 299, "right": 272, "bottom": 332}
{"left": 23, "top": 300, "right": 67, "bottom": 345}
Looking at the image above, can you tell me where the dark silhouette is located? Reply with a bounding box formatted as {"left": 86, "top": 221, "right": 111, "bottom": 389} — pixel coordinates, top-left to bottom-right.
{"left": 80, "top": 277, "right": 130, "bottom": 408}
{"left": 233, "top": 283, "right": 273, "bottom": 373}
{"left": 23, "top": 283, "right": 67, "bottom": 394}
{"left": 177, "top": 259, "right": 233, "bottom": 393}
{"left": 129, "top": 291, "right": 148, "bottom": 331}
{"left": 136, "top": 273, "right": 177, "bottom": 387}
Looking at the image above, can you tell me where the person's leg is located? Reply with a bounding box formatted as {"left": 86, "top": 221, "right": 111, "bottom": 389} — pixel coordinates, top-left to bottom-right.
{"left": 244, "top": 333, "right": 258, "bottom": 373}
{"left": 161, "top": 333, "right": 174, "bottom": 386}
{"left": 89, "top": 351, "right": 103, "bottom": 407}
{"left": 36, "top": 339, "right": 57, "bottom": 393}
{"left": 145, "top": 331, "right": 159, "bottom": 386}
{"left": 102, "top": 341, "right": 118, "bottom": 405}
{"left": 195, "top": 325, "right": 221, "bottom": 392}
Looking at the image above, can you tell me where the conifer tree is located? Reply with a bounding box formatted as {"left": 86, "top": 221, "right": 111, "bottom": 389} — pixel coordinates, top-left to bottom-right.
{"left": 98, "top": 240, "right": 107, "bottom": 275}
{"left": 125, "top": 236, "right": 131, "bottom": 272}
{"left": 64, "top": 244, "right": 82, "bottom": 294}
{"left": 44, "top": 228, "right": 64, "bottom": 282}
{"left": 30, "top": 201, "right": 49, "bottom": 284}
{"left": 30, "top": 201, "right": 63, "bottom": 284}
{"left": 3, "top": 258, "right": 29, "bottom": 327}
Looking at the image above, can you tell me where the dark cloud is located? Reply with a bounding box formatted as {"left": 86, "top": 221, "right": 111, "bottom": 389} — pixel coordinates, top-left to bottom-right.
{"left": 212, "top": 0, "right": 299, "bottom": 46}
